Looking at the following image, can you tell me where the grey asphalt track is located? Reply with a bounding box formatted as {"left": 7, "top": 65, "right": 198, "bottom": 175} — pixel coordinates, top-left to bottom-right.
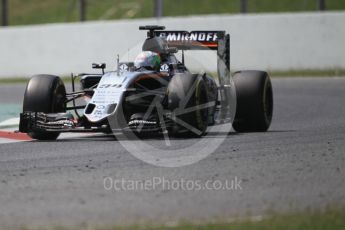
{"left": 0, "top": 84, "right": 26, "bottom": 104}
{"left": 0, "top": 77, "right": 345, "bottom": 229}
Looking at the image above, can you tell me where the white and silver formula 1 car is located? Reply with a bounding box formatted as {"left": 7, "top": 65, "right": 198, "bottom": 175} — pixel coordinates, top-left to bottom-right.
{"left": 19, "top": 25, "right": 273, "bottom": 140}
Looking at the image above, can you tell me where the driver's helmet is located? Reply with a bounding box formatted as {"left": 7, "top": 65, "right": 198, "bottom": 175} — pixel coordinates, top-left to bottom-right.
{"left": 134, "top": 51, "right": 161, "bottom": 71}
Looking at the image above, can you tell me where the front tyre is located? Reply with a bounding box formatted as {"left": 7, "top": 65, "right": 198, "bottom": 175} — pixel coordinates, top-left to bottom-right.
{"left": 23, "top": 74, "right": 66, "bottom": 140}
{"left": 232, "top": 71, "right": 273, "bottom": 132}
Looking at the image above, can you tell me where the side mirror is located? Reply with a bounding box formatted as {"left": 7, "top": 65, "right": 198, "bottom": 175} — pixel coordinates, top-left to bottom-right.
{"left": 92, "top": 63, "right": 106, "bottom": 69}
{"left": 92, "top": 63, "right": 106, "bottom": 74}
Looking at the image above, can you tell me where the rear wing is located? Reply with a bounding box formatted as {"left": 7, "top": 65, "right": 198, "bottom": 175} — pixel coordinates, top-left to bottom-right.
{"left": 155, "top": 31, "right": 220, "bottom": 50}
{"left": 155, "top": 30, "right": 230, "bottom": 86}
{"left": 140, "top": 26, "right": 222, "bottom": 49}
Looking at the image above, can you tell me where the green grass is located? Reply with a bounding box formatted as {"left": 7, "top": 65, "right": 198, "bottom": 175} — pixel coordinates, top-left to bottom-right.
{"left": 17, "top": 208, "right": 345, "bottom": 230}
{"left": 0, "top": 77, "right": 30, "bottom": 84}
{"left": 5, "top": 0, "right": 345, "bottom": 26}
{"left": 0, "top": 76, "right": 72, "bottom": 84}
{"left": 268, "top": 69, "right": 345, "bottom": 77}
{"left": 249, "top": 0, "right": 345, "bottom": 12}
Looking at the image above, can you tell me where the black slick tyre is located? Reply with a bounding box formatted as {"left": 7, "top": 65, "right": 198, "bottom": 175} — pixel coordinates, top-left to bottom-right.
{"left": 232, "top": 71, "right": 273, "bottom": 132}
{"left": 23, "top": 74, "right": 66, "bottom": 140}
{"left": 167, "top": 73, "right": 209, "bottom": 137}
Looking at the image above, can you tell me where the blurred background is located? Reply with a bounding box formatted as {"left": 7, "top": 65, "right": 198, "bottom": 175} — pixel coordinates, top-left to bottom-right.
{"left": 1, "top": 0, "right": 345, "bottom": 26}
{"left": 0, "top": 0, "right": 345, "bottom": 78}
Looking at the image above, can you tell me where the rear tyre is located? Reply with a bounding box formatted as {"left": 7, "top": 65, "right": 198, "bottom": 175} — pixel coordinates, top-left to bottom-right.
{"left": 167, "top": 73, "right": 209, "bottom": 137}
{"left": 23, "top": 74, "right": 66, "bottom": 140}
{"left": 232, "top": 71, "right": 273, "bottom": 132}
